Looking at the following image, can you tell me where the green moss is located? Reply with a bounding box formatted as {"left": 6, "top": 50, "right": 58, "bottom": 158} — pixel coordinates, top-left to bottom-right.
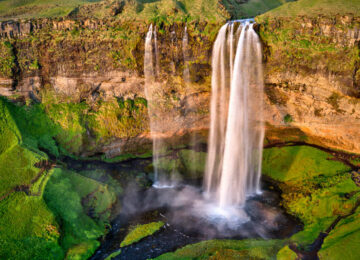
{"left": 276, "top": 245, "right": 297, "bottom": 260}
{"left": 0, "top": 96, "right": 20, "bottom": 154}
{"left": 285, "top": 175, "right": 358, "bottom": 227}
{"left": 45, "top": 102, "right": 87, "bottom": 155}
{"left": 43, "top": 168, "right": 116, "bottom": 255}
{"left": 29, "top": 59, "right": 40, "bottom": 70}
{"left": 155, "top": 157, "right": 182, "bottom": 174}
{"left": 156, "top": 239, "right": 285, "bottom": 259}
{"left": 0, "top": 98, "right": 52, "bottom": 198}
{"left": 178, "top": 149, "right": 207, "bottom": 178}
{"left": 284, "top": 114, "right": 293, "bottom": 124}
{"left": 318, "top": 207, "right": 360, "bottom": 260}
{"left": 102, "top": 151, "right": 152, "bottom": 163}
{"left": 105, "top": 250, "right": 121, "bottom": 260}
{"left": 0, "top": 40, "right": 16, "bottom": 77}
{"left": 66, "top": 240, "right": 100, "bottom": 260}
{"left": 327, "top": 92, "right": 345, "bottom": 114}
{"left": 257, "top": 14, "right": 360, "bottom": 84}
{"left": 263, "top": 145, "right": 360, "bottom": 248}
{"left": 88, "top": 98, "right": 149, "bottom": 143}
{"left": 120, "top": 221, "right": 164, "bottom": 247}
{"left": 0, "top": 192, "right": 64, "bottom": 260}
{"left": 262, "top": 146, "right": 350, "bottom": 182}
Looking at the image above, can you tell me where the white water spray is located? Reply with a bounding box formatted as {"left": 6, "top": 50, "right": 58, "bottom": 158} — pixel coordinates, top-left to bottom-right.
{"left": 204, "top": 20, "right": 265, "bottom": 208}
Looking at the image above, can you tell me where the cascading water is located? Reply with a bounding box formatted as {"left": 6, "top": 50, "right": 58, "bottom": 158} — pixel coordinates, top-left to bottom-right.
{"left": 144, "top": 25, "right": 179, "bottom": 188}
{"left": 182, "top": 26, "right": 190, "bottom": 83}
{"left": 144, "top": 25, "right": 167, "bottom": 187}
{"left": 204, "top": 19, "right": 265, "bottom": 208}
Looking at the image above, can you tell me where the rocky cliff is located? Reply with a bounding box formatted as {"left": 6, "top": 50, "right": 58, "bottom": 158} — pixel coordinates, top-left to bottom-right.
{"left": 0, "top": 18, "right": 217, "bottom": 157}
{"left": 0, "top": 14, "right": 360, "bottom": 157}
{"left": 258, "top": 15, "right": 360, "bottom": 153}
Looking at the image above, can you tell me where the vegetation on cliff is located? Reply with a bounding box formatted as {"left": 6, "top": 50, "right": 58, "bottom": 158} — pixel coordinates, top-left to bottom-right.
{"left": 256, "top": 13, "right": 360, "bottom": 97}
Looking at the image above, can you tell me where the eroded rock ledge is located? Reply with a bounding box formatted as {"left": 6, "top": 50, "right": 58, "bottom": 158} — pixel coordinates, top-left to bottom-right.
{"left": 0, "top": 15, "right": 359, "bottom": 156}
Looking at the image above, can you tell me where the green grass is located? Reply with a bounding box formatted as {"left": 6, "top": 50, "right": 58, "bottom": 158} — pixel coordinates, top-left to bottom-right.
{"left": 43, "top": 168, "right": 116, "bottom": 256}
{"left": 101, "top": 0, "right": 229, "bottom": 22}
{"left": 0, "top": 0, "right": 103, "bottom": 20}
{"left": 102, "top": 151, "right": 152, "bottom": 163}
{"left": 0, "top": 192, "right": 64, "bottom": 260}
{"left": 223, "top": 0, "right": 289, "bottom": 19}
{"left": 120, "top": 221, "right": 164, "bottom": 247}
{"left": 0, "top": 0, "right": 228, "bottom": 21}
{"left": 258, "top": 0, "right": 360, "bottom": 18}
{"left": 262, "top": 145, "right": 360, "bottom": 248}
{"left": 77, "top": 168, "right": 124, "bottom": 196}
{"left": 105, "top": 250, "right": 121, "bottom": 260}
{"left": 0, "top": 97, "right": 51, "bottom": 198}
{"left": 178, "top": 149, "right": 207, "bottom": 178}
{"left": 0, "top": 166, "right": 117, "bottom": 260}
{"left": 318, "top": 207, "right": 360, "bottom": 260}
{"left": 276, "top": 245, "right": 297, "bottom": 260}
{"left": 156, "top": 239, "right": 285, "bottom": 259}
{"left": 262, "top": 146, "right": 350, "bottom": 182}
{"left": 0, "top": 0, "right": 290, "bottom": 21}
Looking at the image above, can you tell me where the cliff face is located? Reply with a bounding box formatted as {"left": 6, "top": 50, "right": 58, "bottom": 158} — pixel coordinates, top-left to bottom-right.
{"left": 0, "top": 15, "right": 360, "bottom": 157}
{"left": 0, "top": 18, "right": 217, "bottom": 157}
{"left": 258, "top": 15, "right": 360, "bottom": 153}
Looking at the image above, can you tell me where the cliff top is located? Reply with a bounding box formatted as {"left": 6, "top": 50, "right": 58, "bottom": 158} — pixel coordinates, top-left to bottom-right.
{"left": 258, "top": 0, "right": 360, "bottom": 20}
{"left": 0, "top": 0, "right": 288, "bottom": 22}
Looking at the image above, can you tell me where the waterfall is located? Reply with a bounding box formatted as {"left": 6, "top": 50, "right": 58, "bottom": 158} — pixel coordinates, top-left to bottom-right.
{"left": 204, "top": 20, "right": 265, "bottom": 208}
{"left": 144, "top": 25, "right": 179, "bottom": 187}
{"left": 144, "top": 25, "right": 164, "bottom": 186}
{"left": 182, "top": 26, "right": 190, "bottom": 83}
{"left": 154, "top": 26, "right": 160, "bottom": 77}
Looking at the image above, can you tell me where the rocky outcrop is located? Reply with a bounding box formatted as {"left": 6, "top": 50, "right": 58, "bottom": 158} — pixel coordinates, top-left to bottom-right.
{"left": 0, "top": 18, "right": 216, "bottom": 157}
{"left": 258, "top": 15, "right": 360, "bottom": 154}
{"left": 0, "top": 15, "right": 360, "bottom": 156}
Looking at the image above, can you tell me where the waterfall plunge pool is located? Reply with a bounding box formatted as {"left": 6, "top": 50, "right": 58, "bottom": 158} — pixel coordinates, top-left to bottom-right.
{"left": 74, "top": 157, "right": 302, "bottom": 260}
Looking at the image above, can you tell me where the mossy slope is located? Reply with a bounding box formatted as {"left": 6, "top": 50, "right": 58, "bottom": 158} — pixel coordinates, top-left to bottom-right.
{"left": 0, "top": 167, "right": 118, "bottom": 260}
{"left": 0, "top": 191, "right": 64, "bottom": 260}
{"left": 318, "top": 207, "right": 360, "bottom": 260}
{"left": 0, "top": 97, "right": 52, "bottom": 198}
{"left": 44, "top": 168, "right": 117, "bottom": 258}
{"left": 263, "top": 145, "right": 360, "bottom": 248}
{"left": 156, "top": 239, "right": 285, "bottom": 259}
{"left": 262, "top": 146, "right": 350, "bottom": 182}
